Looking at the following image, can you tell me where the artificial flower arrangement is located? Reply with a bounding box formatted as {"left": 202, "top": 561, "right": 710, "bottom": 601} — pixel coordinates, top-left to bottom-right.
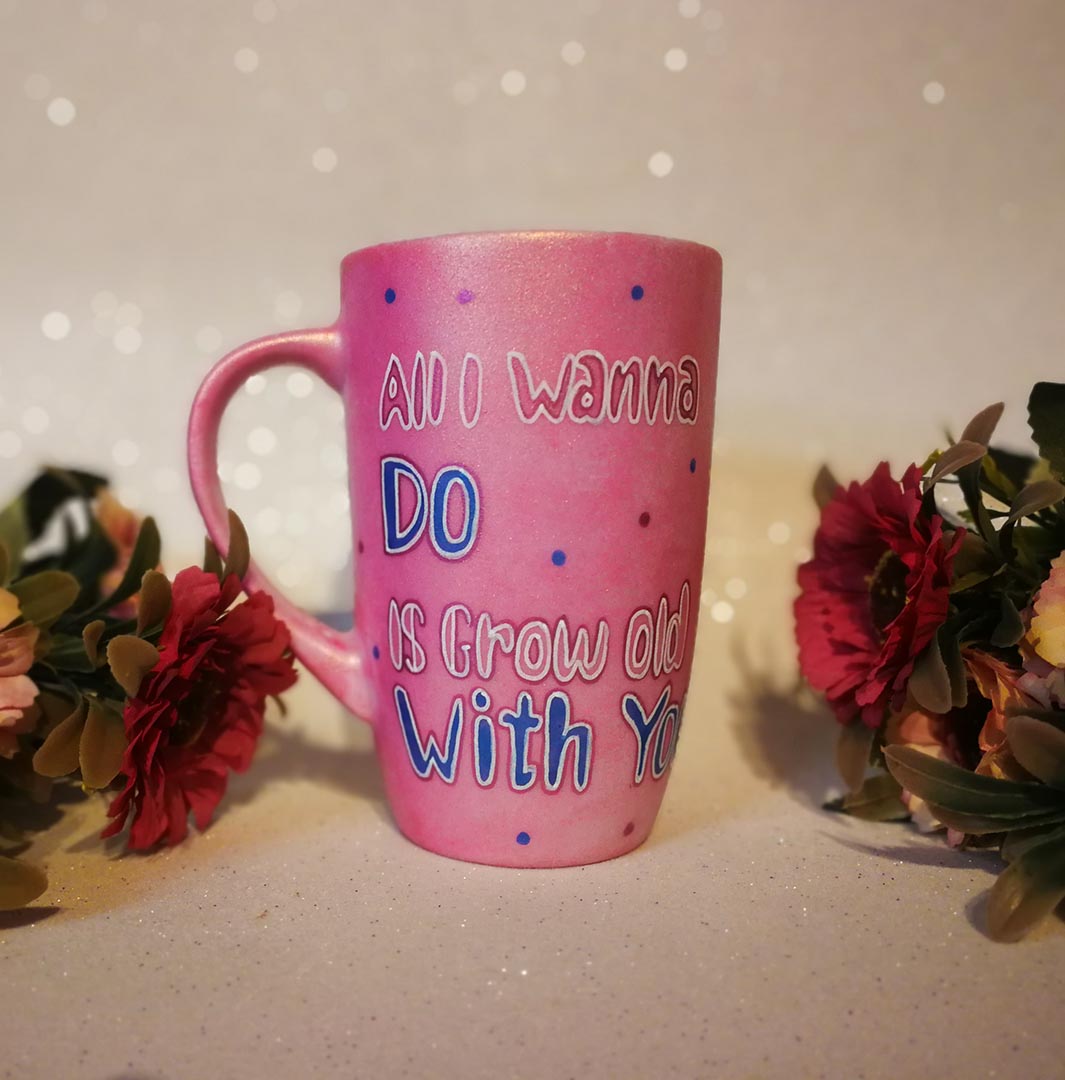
{"left": 796, "top": 382, "right": 1065, "bottom": 942}
{"left": 0, "top": 468, "right": 296, "bottom": 910}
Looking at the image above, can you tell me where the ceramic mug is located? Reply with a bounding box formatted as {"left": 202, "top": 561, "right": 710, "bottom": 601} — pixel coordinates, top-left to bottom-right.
{"left": 188, "top": 230, "right": 722, "bottom": 867}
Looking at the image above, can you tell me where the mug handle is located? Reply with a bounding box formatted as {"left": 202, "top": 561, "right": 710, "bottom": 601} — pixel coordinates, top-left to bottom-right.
{"left": 187, "top": 327, "right": 374, "bottom": 722}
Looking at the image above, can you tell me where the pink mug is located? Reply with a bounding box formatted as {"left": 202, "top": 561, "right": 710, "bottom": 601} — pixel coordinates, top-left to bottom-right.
{"left": 188, "top": 230, "right": 722, "bottom": 867}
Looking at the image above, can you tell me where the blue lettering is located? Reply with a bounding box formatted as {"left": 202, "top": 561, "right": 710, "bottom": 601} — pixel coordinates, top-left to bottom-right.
{"left": 498, "top": 692, "right": 542, "bottom": 790}
{"left": 394, "top": 686, "right": 463, "bottom": 783}
{"left": 544, "top": 691, "right": 592, "bottom": 792}
{"left": 381, "top": 457, "right": 427, "bottom": 554}
{"left": 622, "top": 685, "right": 671, "bottom": 783}
{"left": 429, "top": 466, "right": 479, "bottom": 560}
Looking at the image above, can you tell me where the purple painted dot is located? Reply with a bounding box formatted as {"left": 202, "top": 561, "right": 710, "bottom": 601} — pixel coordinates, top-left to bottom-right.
{"left": 372, "top": 645, "right": 380, "bottom": 660}
{"left": 357, "top": 539, "right": 365, "bottom": 554}
{"left": 457, "top": 288, "right": 474, "bottom": 304}
{"left": 638, "top": 511, "right": 651, "bottom": 527}
{"left": 551, "top": 549, "right": 566, "bottom": 567}
{"left": 689, "top": 458, "right": 696, "bottom": 473}
{"left": 384, "top": 287, "right": 396, "bottom": 304}
{"left": 623, "top": 821, "right": 635, "bottom": 836}
{"left": 631, "top": 284, "right": 644, "bottom": 300}
{"left": 516, "top": 831, "right": 531, "bottom": 845}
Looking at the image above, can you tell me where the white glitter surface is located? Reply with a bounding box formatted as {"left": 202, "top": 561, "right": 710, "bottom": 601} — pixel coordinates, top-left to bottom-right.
{"left": 3, "top": 452, "right": 1064, "bottom": 1079}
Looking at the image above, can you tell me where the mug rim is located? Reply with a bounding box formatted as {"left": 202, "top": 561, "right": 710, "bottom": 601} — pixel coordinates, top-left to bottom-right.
{"left": 342, "top": 229, "right": 722, "bottom": 269}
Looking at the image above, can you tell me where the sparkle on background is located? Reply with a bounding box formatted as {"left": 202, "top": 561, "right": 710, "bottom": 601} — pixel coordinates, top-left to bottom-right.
{"left": 561, "top": 40, "right": 585, "bottom": 65}
{"left": 244, "top": 374, "right": 267, "bottom": 395}
{"left": 114, "top": 301, "right": 142, "bottom": 327}
{"left": 24, "top": 73, "right": 50, "bottom": 100}
{"left": 113, "top": 326, "right": 142, "bottom": 355}
{"left": 286, "top": 371, "right": 314, "bottom": 398}
{"left": 648, "top": 150, "right": 674, "bottom": 178}
{"left": 768, "top": 521, "right": 792, "bottom": 545}
{"left": 710, "top": 600, "right": 734, "bottom": 624}
{"left": 0, "top": 432, "right": 22, "bottom": 459}
{"left": 252, "top": 0, "right": 277, "bottom": 22}
{"left": 234, "top": 47, "right": 260, "bottom": 74}
{"left": 138, "top": 21, "right": 161, "bottom": 44}
{"left": 91, "top": 290, "right": 117, "bottom": 314}
{"left": 500, "top": 69, "right": 526, "bottom": 96}
{"left": 22, "top": 406, "right": 49, "bottom": 435}
{"left": 922, "top": 80, "right": 945, "bottom": 105}
{"left": 725, "top": 577, "right": 748, "bottom": 600}
{"left": 234, "top": 462, "right": 262, "bottom": 491}
{"left": 112, "top": 439, "right": 140, "bottom": 467}
{"left": 47, "top": 97, "right": 76, "bottom": 126}
{"left": 196, "top": 325, "right": 223, "bottom": 352}
{"left": 256, "top": 506, "right": 282, "bottom": 534}
{"left": 248, "top": 426, "right": 278, "bottom": 455}
{"left": 82, "top": 0, "right": 107, "bottom": 23}
{"left": 664, "top": 47, "right": 688, "bottom": 72}
{"left": 678, "top": 0, "right": 701, "bottom": 16}
{"left": 702, "top": 7, "right": 725, "bottom": 30}
{"left": 312, "top": 147, "right": 338, "bottom": 173}
{"left": 40, "top": 311, "right": 71, "bottom": 340}
{"left": 452, "top": 79, "right": 477, "bottom": 105}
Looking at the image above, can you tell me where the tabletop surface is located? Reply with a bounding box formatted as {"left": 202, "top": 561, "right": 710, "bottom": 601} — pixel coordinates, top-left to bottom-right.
{"left": 3, "top": 450, "right": 1063, "bottom": 1080}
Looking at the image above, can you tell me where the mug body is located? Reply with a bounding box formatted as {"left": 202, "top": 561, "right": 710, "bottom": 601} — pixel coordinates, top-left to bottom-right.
{"left": 339, "top": 231, "right": 721, "bottom": 867}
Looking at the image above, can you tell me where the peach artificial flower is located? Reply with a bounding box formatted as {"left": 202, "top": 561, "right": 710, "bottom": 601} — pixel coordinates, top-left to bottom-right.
{"left": 1017, "top": 552, "right": 1065, "bottom": 710}
{"left": 0, "top": 586, "right": 40, "bottom": 757}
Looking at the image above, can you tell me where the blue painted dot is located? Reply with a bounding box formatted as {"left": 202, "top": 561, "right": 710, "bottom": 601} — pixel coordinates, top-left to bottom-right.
{"left": 372, "top": 645, "right": 380, "bottom": 659}
{"left": 689, "top": 458, "right": 696, "bottom": 473}
{"left": 516, "top": 831, "right": 531, "bottom": 846}
{"left": 551, "top": 549, "right": 566, "bottom": 567}
{"left": 384, "top": 287, "right": 396, "bottom": 304}
{"left": 631, "top": 284, "right": 644, "bottom": 300}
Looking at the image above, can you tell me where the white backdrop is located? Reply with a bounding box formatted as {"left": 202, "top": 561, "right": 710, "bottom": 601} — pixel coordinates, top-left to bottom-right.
{"left": 2, "top": 0, "right": 1063, "bottom": 606}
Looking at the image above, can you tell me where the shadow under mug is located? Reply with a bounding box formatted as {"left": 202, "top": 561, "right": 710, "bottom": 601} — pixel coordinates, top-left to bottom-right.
{"left": 188, "top": 230, "right": 722, "bottom": 867}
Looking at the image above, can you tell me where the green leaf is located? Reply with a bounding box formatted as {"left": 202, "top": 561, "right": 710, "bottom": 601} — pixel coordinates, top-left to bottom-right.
{"left": 1008, "top": 715, "right": 1065, "bottom": 789}
{"left": 44, "top": 633, "right": 99, "bottom": 673}
{"left": 9, "top": 570, "right": 80, "bottom": 628}
{"left": 203, "top": 537, "right": 223, "bottom": 580}
{"left": 923, "top": 801, "right": 1065, "bottom": 836}
{"left": 31, "top": 699, "right": 87, "bottom": 778}
{"left": 79, "top": 516, "right": 160, "bottom": 617}
{"left": 222, "top": 511, "right": 250, "bottom": 582}
{"left": 924, "top": 440, "right": 986, "bottom": 489}
{"left": 987, "top": 831, "right": 1065, "bottom": 941}
{"left": 0, "top": 854, "right": 48, "bottom": 910}
{"left": 813, "top": 464, "right": 841, "bottom": 510}
{"left": 79, "top": 698, "right": 127, "bottom": 791}
{"left": 1006, "top": 479, "right": 1065, "bottom": 523}
{"left": 0, "top": 498, "right": 29, "bottom": 581}
{"left": 957, "top": 461, "right": 999, "bottom": 552}
{"left": 884, "top": 745, "right": 1065, "bottom": 816}
{"left": 105, "top": 634, "right": 160, "bottom": 698}
{"left": 908, "top": 634, "right": 953, "bottom": 715}
{"left": 961, "top": 402, "right": 1005, "bottom": 446}
{"left": 941, "top": 629, "right": 968, "bottom": 708}
{"left": 1001, "top": 822, "right": 1065, "bottom": 864}
{"left": 135, "top": 571, "right": 171, "bottom": 634}
{"left": 1027, "top": 381, "right": 1065, "bottom": 480}
{"left": 827, "top": 771, "right": 910, "bottom": 821}
{"left": 836, "top": 723, "right": 874, "bottom": 793}
{"left": 990, "top": 595, "right": 1025, "bottom": 648}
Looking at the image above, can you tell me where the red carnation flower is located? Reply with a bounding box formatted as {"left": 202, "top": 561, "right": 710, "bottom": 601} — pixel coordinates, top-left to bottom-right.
{"left": 795, "top": 462, "right": 963, "bottom": 728}
{"left": 104, "top": 567, "right": 297, "bottom": 850}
